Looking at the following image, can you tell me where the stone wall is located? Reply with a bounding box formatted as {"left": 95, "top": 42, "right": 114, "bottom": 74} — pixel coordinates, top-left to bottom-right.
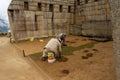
{"left": 71, "top": 0, "right": 112, "bottom": 38}
{"left": 81, "top": 20, "right": 112, "bottom": 38}
{"left": 110, "top": 0, "right": 120, "bottom": 79}
{"left": 8, "top": 0, "right": 74, "bottom": 41}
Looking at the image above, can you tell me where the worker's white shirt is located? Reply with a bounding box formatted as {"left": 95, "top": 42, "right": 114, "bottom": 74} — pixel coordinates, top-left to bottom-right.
{"left": 57, "top": 33, "right": 64, "bottom": 38}
{"left": 45, "top": 38, "right": 62, "bottom": 54}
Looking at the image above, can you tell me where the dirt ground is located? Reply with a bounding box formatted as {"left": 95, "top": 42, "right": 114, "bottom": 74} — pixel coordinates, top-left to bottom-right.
{"left": 0, "top": 37, "right": 52, "bottom": 80}
{"left": 14, "top": 35, "right": 116, "bottom": 80}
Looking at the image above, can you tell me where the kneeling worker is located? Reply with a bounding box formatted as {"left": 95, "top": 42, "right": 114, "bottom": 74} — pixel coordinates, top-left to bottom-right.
{"left": 41, "top": 37, "right": 62, "bottom": 61}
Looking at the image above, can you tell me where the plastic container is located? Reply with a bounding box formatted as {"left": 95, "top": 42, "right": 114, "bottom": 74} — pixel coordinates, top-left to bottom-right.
{"left": 48, "top": 58, "right": 56, "bottom": 63}
{"left": 47, "top": 52, "right": 56, "bottom": 63}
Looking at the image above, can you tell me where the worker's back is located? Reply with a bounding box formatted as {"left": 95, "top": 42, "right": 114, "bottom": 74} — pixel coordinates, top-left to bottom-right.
{"left": 45, "top": 38, "right": 61, "bottom": 54}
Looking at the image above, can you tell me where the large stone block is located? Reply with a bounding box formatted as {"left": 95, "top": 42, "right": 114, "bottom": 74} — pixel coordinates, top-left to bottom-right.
{"left": 29, "top": 6, "right": 38, "bottom": 11}
{"left": 43, "top": 12, "right": 52, "bottom": 19}
{"left": 54, "top": 13, "right": 62, "bottom": 19}
{"left": 81, "top": 21, "right": 113, "bottom": 37}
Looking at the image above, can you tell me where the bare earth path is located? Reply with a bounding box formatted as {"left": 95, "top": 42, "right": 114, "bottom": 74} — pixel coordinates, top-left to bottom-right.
{"left": 0, "top": 37, "right": 51, "bottom": 80}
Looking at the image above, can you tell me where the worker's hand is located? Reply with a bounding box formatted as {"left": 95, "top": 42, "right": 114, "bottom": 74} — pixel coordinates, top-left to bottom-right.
{"left": 63, "top": 44, "right": 67, "bottom": 46}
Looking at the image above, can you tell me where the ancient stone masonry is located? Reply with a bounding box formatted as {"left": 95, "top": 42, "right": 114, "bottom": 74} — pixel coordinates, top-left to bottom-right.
{"left": 8, "top": 0, "right": 112, "bottom": 41}
{"left": 71, "top": 0, "right": 112, "bottom": 38}
{"left": 110, "top": 0, "right": 120, "bottom": 80}
{"left": 8, "top": 0, "right": 74, "bottom": 41}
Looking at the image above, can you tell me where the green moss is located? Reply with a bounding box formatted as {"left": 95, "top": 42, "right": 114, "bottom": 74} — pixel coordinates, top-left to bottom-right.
{"left": 29, "top": 41, "right": 98, "bottom": 61}
{"left": 29, "top": 52, "right": 42, "bottom": 61}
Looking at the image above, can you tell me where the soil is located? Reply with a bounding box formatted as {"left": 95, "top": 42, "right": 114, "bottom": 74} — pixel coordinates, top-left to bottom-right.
{"left": 14, "top": 35, "right": 116, "bottom": 80}
{"left": 13, "top": 37, "right": 51, "bottom": 55}
{"left": 57, "top": 56, "right": 68, "bottom": 62}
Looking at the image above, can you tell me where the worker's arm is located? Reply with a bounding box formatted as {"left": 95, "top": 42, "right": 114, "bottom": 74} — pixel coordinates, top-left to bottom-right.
{"left": 58, "top": 51, "right": 61, "bottom": 58}
{"left": 62, "top": 38, "right": 67, "bottom": 46}
{"left": 62, "top": 36, "right": 67, "bottom": 46}
{"left": 58, "top": 44, "right": 62, "bottom": 58}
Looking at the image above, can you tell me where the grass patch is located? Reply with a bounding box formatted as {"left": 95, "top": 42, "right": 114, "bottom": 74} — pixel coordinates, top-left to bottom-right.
{"left": 29, "top": 41, "right": 98, "bottom": 61}
{"left": 29, "top": 52, "right": 42, "bottom": 61}
{"left": 62, "top": 41, "right": 98, "bottom": 55}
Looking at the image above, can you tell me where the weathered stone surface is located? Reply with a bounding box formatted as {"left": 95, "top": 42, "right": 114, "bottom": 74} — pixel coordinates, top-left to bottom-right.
{"left": 73, "top": 0, "right": 112, "bottom": 38}
{"left": 81, "top": 21, "right": 113, "bottom": 38}
{"left": 8, "top": 0, "right": 74, "bottom": 41}
{"left": 110, "top": 0, "right": 120, "bottom": 79}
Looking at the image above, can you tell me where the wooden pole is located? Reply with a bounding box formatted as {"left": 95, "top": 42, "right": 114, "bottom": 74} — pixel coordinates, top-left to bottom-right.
{"left": 23, "top": 50, "right": 26, "bottom": 57}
